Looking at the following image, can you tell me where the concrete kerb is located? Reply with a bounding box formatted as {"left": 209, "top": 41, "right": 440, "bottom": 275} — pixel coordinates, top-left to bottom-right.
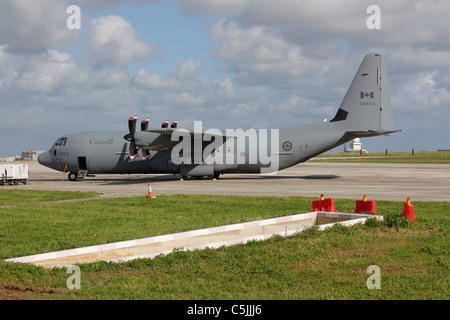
{"left": 5, "top": 211, "right": 382, "bottom": 268}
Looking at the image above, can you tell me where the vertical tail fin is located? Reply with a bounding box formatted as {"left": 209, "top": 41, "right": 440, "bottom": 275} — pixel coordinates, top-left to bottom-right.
{"left": 330, "top": 53, "right": 397, "bottom": 135}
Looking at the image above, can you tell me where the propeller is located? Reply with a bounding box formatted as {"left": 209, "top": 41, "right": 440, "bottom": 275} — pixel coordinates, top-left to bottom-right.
{"left": 124, "top": 116, "right": 177, "bottom": 159}
{"left": 124, "top": 115, "right": 139, "bottom": 159}
{"left": 124, "top": 115, "right": 151, "bottom": 160}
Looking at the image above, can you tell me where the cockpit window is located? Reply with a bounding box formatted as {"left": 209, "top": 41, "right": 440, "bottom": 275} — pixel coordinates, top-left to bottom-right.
{"left": 54, "top": 137, "right": 67, "bottom": 147}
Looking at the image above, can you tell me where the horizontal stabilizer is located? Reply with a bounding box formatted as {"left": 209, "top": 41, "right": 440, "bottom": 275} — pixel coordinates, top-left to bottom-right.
{"left": 346, "top": 129, "right": 401, "bottom": 138}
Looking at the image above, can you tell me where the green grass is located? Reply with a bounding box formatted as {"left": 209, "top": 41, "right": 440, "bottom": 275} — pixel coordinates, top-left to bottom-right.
{"left": 0, "top": 189, "right": 100, "bottom": 207}
{"left": 312, "top": 151, "right": 450, "bottom": 164}
{"left": 0, "top": 191, "right": 448, "bottom": 300}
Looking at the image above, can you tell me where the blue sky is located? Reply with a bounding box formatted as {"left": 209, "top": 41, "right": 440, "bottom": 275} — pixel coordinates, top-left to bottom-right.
{"left": 87, "top": 1, "right": 216, "bottom": 76}
{"left": 1, "top": 0, "right": 450, "bottom": 157}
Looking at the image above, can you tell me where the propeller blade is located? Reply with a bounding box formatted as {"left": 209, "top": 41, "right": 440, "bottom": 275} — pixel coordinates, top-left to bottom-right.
{"left": 142, "top": 149, "right": 150, "bottom": 159}
{"left": 129, "top": 141, "right": 138, "bottom": 159}
{"left": 128, "top": 115, "right": 138, "bottom": 134}
{"left": 141, "top": 118, "right": 149, "bottom": 131}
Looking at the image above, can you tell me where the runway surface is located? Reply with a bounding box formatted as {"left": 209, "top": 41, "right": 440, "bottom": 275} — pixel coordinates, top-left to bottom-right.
{"left": 5, "top": 161, "right": 449, "bottom": 202}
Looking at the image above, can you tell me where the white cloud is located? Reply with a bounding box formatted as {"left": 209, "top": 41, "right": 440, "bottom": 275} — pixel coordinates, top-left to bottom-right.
{"left": 173, "top": 59, "right": 206, "bottom": 79}
{"left": 180, "top": 0, "right": 251, "bottom": 15}
{"left": 394, "top": 72, "right": 450, "bottom": 119}
{"left": 76, "top": 0, "right": 162, "bottom": 9}
{"left": 0, "top": 0, "right": 78, "bottom": 54}
{"left": 131, "top": 59, "right": 246, "bottom": 111}
{"left": 388, "top": 46, "right": 450, "bottom": 73}
{"left": 208, "top": 19, "right": 348, "bottom": 96}
{"left": 2, "top": 50, "right": 84, "bottom": 93}
{"left": 87, "top": 15, "right": 159, "bottom": 67}
{"left": 131, "top": 59, "right": 208, "bottom": 92}
{"left": 184, "top": 0, "right": 450, "bottom": 49}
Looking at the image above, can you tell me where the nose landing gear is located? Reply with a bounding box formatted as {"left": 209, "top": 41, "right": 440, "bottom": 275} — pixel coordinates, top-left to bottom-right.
{"left": 68, "top": 170, "right": 88, "bottom": 181}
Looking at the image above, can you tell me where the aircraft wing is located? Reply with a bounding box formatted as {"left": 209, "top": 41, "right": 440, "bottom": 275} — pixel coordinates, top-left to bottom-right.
{"left": 145, "top": 129, "right": 176, "bottom": 136}
{"left": 146, "top": 128, "right": 233, "bottom": 141}
{"left": 141, "top": 128, "right": 231, "bottom": 151}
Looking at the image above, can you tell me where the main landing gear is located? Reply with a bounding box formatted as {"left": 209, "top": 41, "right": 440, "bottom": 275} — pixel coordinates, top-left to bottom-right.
{"left": 181, "top": 173, "right": 221, "bottom": 180}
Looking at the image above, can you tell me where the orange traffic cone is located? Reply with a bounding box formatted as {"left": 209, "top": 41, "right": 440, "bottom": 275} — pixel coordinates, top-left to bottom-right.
{"left": 147, "top": 181, "right": 156, "bottom": 198}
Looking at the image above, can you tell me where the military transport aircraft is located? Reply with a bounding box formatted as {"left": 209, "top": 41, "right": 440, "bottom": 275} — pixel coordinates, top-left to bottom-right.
{"left": 38, "top": 53, "right": 399, "bottom": 181}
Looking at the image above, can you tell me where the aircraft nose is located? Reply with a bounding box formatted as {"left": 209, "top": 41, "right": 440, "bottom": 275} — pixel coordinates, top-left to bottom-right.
{"left": 38, "top": 151, "right": 52, "bottom": 167}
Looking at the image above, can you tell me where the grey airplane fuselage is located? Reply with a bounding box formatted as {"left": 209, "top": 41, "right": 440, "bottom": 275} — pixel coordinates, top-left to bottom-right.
{"left": 39, "top": 122, "right": 350, "bottom": 176}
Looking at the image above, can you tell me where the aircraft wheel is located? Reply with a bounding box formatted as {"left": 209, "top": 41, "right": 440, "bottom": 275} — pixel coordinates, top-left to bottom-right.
{"left": 197, "top": 175, "right": 212, "bottom": 180}
{"left": 68, "top": 172, "right": 78, "bottom": 181}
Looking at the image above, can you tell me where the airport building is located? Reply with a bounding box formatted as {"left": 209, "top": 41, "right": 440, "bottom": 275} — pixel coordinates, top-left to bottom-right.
{"left": 20, "top": 151, "right": 43, "bottom": 161}
{"left": 0, "top": 151, "right": 44, "bottom": 162}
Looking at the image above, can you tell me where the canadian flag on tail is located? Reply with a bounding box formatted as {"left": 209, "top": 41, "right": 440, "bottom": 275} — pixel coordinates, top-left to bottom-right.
{"left": 360, "top": 91, "right": 374, "bottom": 99}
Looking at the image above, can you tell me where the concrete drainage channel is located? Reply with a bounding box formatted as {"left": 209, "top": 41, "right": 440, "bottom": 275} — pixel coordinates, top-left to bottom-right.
{"left": 5, "top": 212, "right": 382, "bottom": 268}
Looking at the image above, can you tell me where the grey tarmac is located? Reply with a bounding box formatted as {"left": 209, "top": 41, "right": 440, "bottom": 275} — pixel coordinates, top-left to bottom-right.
{"left": 6, "top": 161, "right": 449, "bottom": 202}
